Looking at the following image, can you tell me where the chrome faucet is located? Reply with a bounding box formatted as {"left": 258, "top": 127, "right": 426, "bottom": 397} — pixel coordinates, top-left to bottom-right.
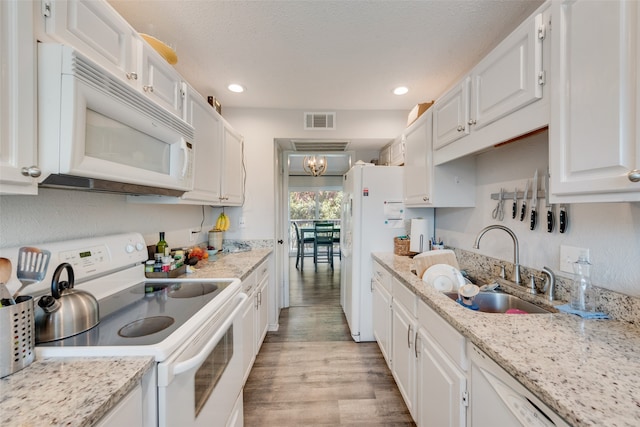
{"left": 541, "top": 266, "right": 556, "bottom": 301}
{"left": 473, "top": 225, "right": 521, "bottom": 285}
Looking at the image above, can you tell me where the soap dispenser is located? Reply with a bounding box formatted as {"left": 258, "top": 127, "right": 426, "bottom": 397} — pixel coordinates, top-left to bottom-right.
{"left": 570, "top": 255, "right": 595, "bottom": 312}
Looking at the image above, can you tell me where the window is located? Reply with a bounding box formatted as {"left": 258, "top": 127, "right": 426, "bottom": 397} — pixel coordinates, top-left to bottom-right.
{"left": 289, "top": 190, "right": 342, "bottom": 222}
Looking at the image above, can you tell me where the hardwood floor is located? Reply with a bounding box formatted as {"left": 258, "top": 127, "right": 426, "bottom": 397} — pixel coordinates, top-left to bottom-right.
{"left": 243, "top": 257, "right": 415, "bottom": 426}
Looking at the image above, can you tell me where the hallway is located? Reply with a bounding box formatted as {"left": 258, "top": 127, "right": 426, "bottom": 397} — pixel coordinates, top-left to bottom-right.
{"left": 243, "top": 259, "right": 415, "bottom": 426}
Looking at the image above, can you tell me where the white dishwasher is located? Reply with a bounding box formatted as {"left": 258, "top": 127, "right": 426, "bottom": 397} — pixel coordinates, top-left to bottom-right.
{"left": 469, "top": 343, "right": 570, "bottom": 427}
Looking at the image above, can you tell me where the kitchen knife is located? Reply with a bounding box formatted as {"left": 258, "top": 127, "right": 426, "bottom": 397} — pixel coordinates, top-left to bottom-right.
{"left": 512, "top": 187, "right": 518, "bottom": 219}
{"left": 520, "top": 180, "right": 529, "bottom": 221}
{"left": 530, "top": 170, "right": 538, "bottom": 230}
{"left": 559, "top": 204, "right": 568, "bottom": 233}
{"left": 545, "top": 171, "right": 553, "bottom": 232}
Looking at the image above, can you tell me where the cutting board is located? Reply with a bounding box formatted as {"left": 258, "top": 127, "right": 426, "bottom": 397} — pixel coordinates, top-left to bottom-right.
{"left": 414, "top": 249, "right": 459, "bottom": 278}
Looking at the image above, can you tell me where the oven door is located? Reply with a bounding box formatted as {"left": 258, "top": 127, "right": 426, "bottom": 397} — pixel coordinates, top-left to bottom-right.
{"left": 157, "top": 292, "right": 247, "bottom": 427}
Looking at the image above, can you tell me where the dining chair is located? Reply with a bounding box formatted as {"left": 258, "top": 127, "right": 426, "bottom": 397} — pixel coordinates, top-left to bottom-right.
{"left": 314, "top": 223, "right": 334, "bottom": 271}
{"left": 293, "top": 222, "right": 314, "bottom": 269}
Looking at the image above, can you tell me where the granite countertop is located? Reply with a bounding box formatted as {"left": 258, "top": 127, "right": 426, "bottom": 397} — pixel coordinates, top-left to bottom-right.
{"left": 0, "top": 357, "right": 154, "bottom": 427}
{"left": 1, "top": 249, "right": 272, "bottom": 427}
{"left": 185, "top": 248, "right": 272, "bottom": 281}
{"left": 372, "top": 252, "right": 640, "bottom": 427}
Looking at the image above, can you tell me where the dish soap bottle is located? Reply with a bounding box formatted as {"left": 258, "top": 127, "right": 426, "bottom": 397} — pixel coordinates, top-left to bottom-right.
{"left": 156, "top": 232, "right": 169, "bottom": 256}
{"left": 570, "top": 255, "right": 595, "bottom": 312}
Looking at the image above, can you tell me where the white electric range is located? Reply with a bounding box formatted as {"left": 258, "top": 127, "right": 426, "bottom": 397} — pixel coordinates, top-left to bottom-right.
{"left": 0, "top": 232, "right": 245, "bottom": 427}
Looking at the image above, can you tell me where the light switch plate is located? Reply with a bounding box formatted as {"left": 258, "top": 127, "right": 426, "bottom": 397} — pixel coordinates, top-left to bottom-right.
{"left": 560, "top": 245, "right": 589, "bottom": 273}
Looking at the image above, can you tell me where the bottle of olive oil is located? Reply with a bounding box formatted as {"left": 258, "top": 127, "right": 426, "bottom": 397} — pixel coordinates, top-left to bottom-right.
{"left": 156, "top": 232, "right": 169, "bottom": 256}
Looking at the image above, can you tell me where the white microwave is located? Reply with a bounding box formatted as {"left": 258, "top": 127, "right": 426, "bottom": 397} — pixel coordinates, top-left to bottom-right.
{"left": 38, "top": 43, "right": 194, "bottom": 196}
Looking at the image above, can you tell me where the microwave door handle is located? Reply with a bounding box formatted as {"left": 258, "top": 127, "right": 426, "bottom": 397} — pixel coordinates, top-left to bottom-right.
{"left": 181, "top": 142, "right": 190, "bottom": 178}
{"left": 173, "top": 292, "right": 247, "bottom": 375}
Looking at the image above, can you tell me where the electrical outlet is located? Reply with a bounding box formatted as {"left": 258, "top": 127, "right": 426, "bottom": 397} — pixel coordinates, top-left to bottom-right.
{"left": 560, "top": 245, "right": 589, "bottom": 273}
{"left": 189, "top": 229, "right": 198, "bottom": 242}
{"left": 239, "top": 217, "right": 246, "bottom": 228}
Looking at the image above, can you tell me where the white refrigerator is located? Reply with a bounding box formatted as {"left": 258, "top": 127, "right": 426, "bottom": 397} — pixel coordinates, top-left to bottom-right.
{"left": 341, "top": 164, "right": 421, "bottom": 342}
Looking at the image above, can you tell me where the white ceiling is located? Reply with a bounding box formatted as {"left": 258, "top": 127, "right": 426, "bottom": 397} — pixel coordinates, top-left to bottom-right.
{"left": 108, "top": 0, "right": 544, "bottom": 112}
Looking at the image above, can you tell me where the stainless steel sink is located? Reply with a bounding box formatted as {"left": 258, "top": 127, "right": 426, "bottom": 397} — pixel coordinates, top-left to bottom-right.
{"left": 444, "top": 291, "right": 552, "bottom": 314}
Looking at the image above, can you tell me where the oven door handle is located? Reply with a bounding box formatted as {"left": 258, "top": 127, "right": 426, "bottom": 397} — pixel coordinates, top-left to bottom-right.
{"left": 160, "top": 292, "right": 247, "bottom": 384}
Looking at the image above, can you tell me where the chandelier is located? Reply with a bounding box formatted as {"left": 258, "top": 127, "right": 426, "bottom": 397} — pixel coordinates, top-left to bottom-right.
{"left": 302, "top": 155, "right": 328, "bottom": 177}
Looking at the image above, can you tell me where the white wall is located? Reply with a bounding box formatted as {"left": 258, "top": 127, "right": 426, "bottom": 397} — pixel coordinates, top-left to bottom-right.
{"left": 435, "top": 131, "right": 640, "bottom": 297}
{"left": 0, "top": 188, "right": 215, "bottom": 248}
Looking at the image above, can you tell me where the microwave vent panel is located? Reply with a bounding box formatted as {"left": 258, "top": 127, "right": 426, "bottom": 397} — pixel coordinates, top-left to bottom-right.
{"left": 304, "top": 112, "right": 336, "bottom": 130}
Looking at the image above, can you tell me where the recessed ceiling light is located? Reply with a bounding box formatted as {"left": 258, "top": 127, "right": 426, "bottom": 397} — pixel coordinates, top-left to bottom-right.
{"left": 228, "top": 83, "right": 245, "bottom": 93}
{"left": 393, "top": 86, "right": 409, "bottom": 95}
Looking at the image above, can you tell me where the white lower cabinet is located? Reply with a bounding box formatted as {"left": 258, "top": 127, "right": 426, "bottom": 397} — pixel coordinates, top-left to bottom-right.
{"left": 372, "top": 261, "right": 392, "bottom": 366}
{"left": 241, "top": 259, "right": 270, "bottom": 385}
{"left": 391, "top": 277, "right": 418, "bottom": 419}
{"left": 255, "top": 261, "right": 270, "bottom": 349}
{"left": 417, "top": 300, "right": 467, "bottom": 427}
{"left": 95, "top": 384, "right": 143, "bottom": 427}
{"left": 240, "top": 270, "right": 257, "bottom": 385}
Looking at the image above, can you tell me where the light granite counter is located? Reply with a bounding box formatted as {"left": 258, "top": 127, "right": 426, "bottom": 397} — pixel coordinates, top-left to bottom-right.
{"left": 373, "top": 252, "right": 640, "bottom": 427}
{"left": 0, "top": 356, "right": 154, "bottom": 427}
{"left": 185, "top": 248, "right": 272, "bottom": 281}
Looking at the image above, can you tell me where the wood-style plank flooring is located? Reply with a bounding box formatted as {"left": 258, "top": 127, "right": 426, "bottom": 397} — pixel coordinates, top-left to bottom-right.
{"left": 243, "top": 258, "right": 415, "bottom": 426}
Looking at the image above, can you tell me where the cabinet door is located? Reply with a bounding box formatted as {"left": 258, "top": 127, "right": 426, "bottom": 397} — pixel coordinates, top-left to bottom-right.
{"left": 433, "top": 78, "right": 470, "bottom": 150}
{"left": 241, "top": 287, "right": 256, "bottom": 385}
{"left": 95, "top": 384, "right": 143, "bottom": 427}
{"left": 372, "top": 278, "right": 392, "bottom": 367}
{"left": 256, "top": 273, "right": 269, "bottom": 350}
{"left": 391, "top": 299, "right": 417, "bottom": 418}
{"left": 403, "top": 111, "right": 433, "bottom": 206}
{"left": 42, "top": 0, "right": 137, "bottom": 85}
{"left": 550, "top": 0, "right": 640, "bottom": 201}
{"left": 181, "top": 90, "right": 223, "bottom": 204}
{"left": 0, "top": 0, "right": 38, "bottom": 195}
{"left": 417, "top": 329, "right": 467, "bottom": 427}
{"left": 140, "top": 42, "right": 185, "bottom": 117}
{"left": 470, "top": 12, "right": 543, "bottom": 131}
{"left": 389, "top": 136, "right": 405, "bottom": 165}
{"left": 220, "top": 124, "right": 245, "bottom": 205}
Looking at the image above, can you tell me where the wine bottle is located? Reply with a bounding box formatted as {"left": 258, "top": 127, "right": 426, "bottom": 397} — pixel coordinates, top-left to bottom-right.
{"left": 156, "top": 232, "right": 169, "bottom": 256}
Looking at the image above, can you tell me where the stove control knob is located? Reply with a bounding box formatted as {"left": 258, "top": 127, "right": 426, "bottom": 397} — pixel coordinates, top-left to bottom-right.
{"left": 125, "top": 244, "right": 134, "bottom": 253}
{"left": 136, "top": 242, "right": 145, "bottom": 251}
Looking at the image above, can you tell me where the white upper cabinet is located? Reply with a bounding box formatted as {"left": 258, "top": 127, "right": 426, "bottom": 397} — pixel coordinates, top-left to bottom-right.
{"left": 550, "top": 0, "right": 640, "bottom": 202}
{"left": 39, "top": 0, "right": 184, "bottom": 117}
{"left": 181, "top": 89, "right": 222, "bottom": 204}
{"left": 220, "top": 123, "right": 245, "bottom": 206}
{"left": 403, "top": 110, "right": 476, "bottom": 207}
{"left": 39, "top": 0, "right": 138, "bottom": 86}
{"left": 0, "top": 0, "right": 38, "bottom": 195}
{"left": 139, "top": 41, "right": 185, "bottom": 117}
{"left": 433, "top": 78, "right": 471, "bottom": 150}
{"left": 433, "top": 2, "right": 550, "bottom": 165}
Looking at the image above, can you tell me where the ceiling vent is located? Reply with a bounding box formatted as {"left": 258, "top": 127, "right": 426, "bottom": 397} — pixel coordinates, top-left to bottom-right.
{"left": 291, "top": 140, "right": 350, "bottom": 152}
{"left": 304, "top": 112, "right": 336, "bottom": 130}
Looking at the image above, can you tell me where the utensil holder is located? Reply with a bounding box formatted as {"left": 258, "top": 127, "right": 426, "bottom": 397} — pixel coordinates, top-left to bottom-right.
{"left": 0, "top": 296, "right": 35, "bottom": 378}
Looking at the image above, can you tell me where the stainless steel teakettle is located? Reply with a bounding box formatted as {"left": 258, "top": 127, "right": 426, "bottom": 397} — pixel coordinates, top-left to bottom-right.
{"left": 35, "top": 263, "right": 99, "bottom": 343}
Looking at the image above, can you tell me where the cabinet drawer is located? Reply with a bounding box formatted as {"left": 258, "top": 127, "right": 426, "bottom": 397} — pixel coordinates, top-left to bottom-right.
{"left": 256, "top": 260, "right": 269, "bottom": 284}
{"left": 242, "top": 271, "right": 257, "bottom": 295}
{"left": 372, "top": 261, "right": 392, "bottom": 292}
{"left": 392, "top": 278, "right": 417, "bottom": 317}
{"left": 418, "top": 299, "right": 467, "bottom": 371}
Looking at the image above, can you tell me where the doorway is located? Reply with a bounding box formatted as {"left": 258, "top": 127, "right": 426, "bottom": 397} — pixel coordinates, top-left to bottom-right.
{"left": 278, "top": 150, "right": 353, "bottom": 308}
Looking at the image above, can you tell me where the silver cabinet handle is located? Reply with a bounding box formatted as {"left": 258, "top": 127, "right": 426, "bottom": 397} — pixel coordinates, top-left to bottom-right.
{"left": 20, "top": 166, "right": 41, "bottom": 178}
{"left": 407, "top": 324, "right": 412, "bottom": 348}
{"left": 143, "top": 85, "right": 154, "bottom": 93}
{"left": 468, "top": 119, "right": 476, "bottom": 126}
{"left": 457, "top": 125, "right": 465, "bottom": 132}
{"left": 414, "top": 331, "right": 419, "bottom": 358}
{"left": 422, "top": 196, "right": 429, "bottom": 202}
{"left": 628, "top": 170, "right": 640, "bottom": 182}
{"left": 126, "top": 72, "right": 138, "bottom": 80}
